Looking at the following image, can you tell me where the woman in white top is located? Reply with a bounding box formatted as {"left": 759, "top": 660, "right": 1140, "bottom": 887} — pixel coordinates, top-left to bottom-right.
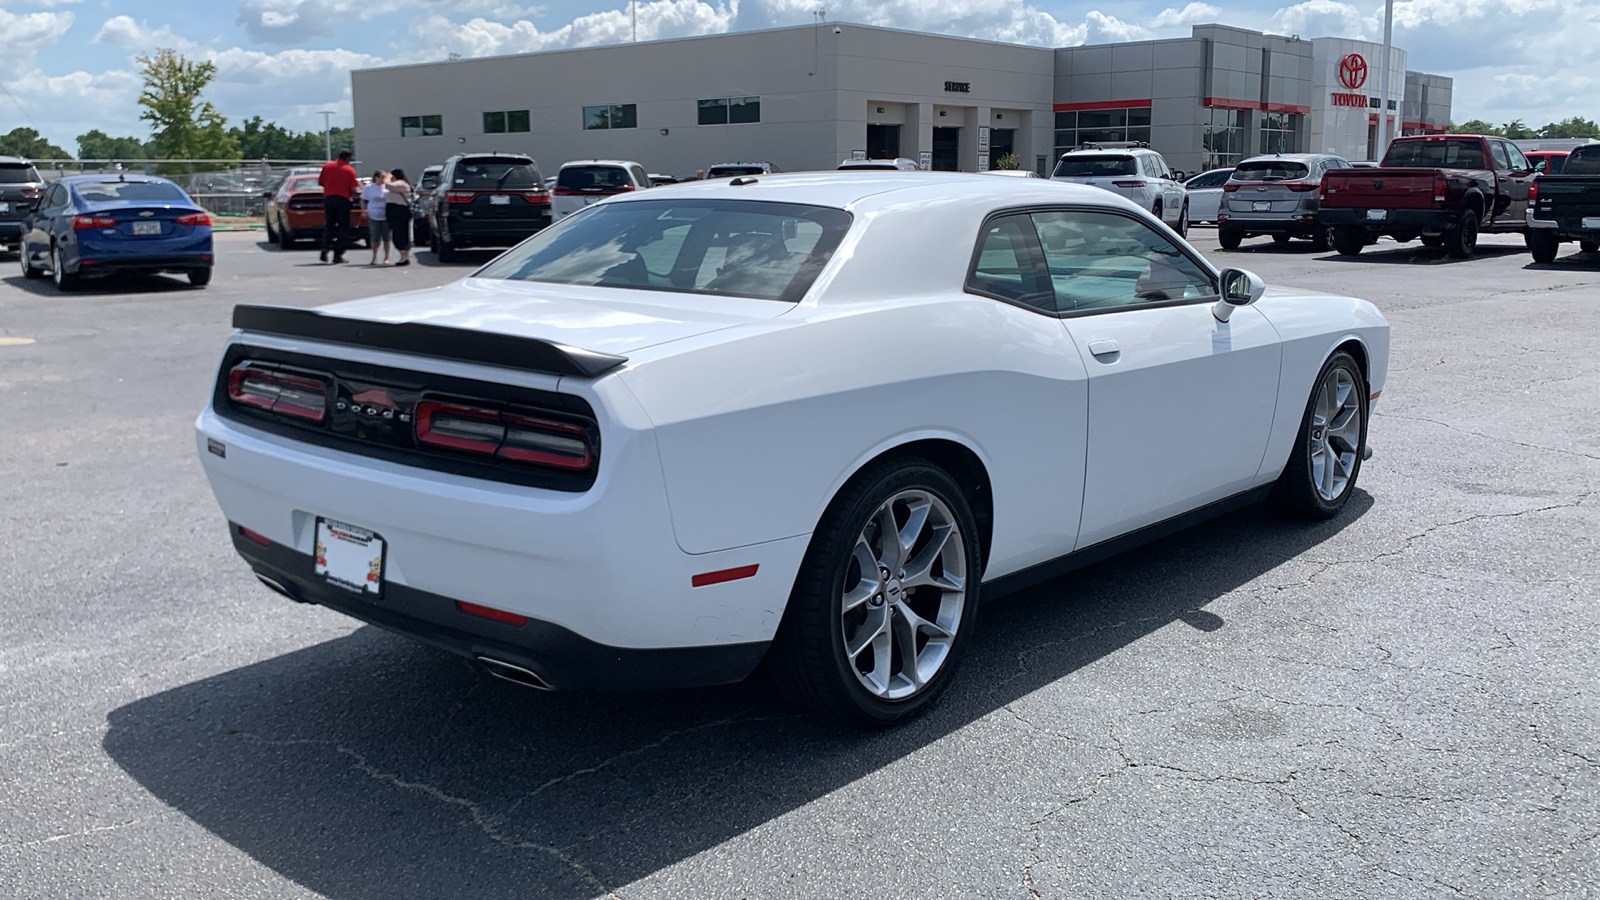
{"left": 383, "top": 168, "right": 416, "bottom": 267}
{"left": 360, "top": 171, "right": 390, "bottom": 265}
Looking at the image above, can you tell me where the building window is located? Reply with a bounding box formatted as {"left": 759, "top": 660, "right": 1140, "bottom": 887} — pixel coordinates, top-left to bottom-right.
{"left": 583, "top": 104, "right": 637, "bottom": 130}
{"left": 1203, "top": 108, "right": 1248, "bottom": 169}
{"left": 698, "top": 96, "right": 761, "bottom": 126}
{"left": 400, "top": 115, "right": 443, "bottom": 138}
{"left": 1052, "top": 107, "right": 1151, "bottom": 159}
{"left": 1260, "top": 112, "right": 1301, "bottom": 154}
{"left": 483, "top": 110, "right": 530, "bottom": 134}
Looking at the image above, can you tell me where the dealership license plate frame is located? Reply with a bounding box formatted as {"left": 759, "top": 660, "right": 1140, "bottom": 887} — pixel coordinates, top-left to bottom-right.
{"left": 1253, "top": 201, "right": 1271, "bottom": 212}
{"left": 314, "top": 517, "right": 386, "bottom": 597}
{"left": 1365, "top": 209, "right": 1387, "bottom": 221}
{"left": 489, "top": 194, "right": 511, "bottom": 205}
{"left": 132, "top": 220, "right": 161, "bottom": 235}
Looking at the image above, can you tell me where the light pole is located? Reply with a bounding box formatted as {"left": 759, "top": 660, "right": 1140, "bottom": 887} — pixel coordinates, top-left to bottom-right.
{"left": 318, "top": 110, "right": 336, "bottom": 161}
{"left": 1377, "top": 0, "right": 1394, "bottom": 161}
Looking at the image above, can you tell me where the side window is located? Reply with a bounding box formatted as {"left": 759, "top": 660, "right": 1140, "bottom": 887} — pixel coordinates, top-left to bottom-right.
{"left": 965, "top": 214, "right": 1052, "bottom": 312}
{"left": 1505, "top": 143, "right": 1530, "bottom": 172}
{"left": 46, "top": 184, "right": 66, "bottom": 209}
{"left": 1489, "top": 141, "right": 1512, "bottom": 171}
{"left": 1030, "top": 209, "right": 1217, "bottom": 314}
{"left": 631, "top": 165, "right": 650, "bottom": 188}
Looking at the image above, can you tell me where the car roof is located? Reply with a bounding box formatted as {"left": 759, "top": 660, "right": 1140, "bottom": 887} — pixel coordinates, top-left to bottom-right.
{"left": 451, "top": 153, "right": 535, "bottom": 163}
{"left": 1061, "top": 146, "right": 1159, "bottom": 156}
{"left": 422, "top": 164, "right": 444, "bottom": 171}
{"left": 62, "top": 174, "right": 177, "bottom": 186}
{"left": 558, "top": 160, "right": 641, "bottom": 168}
{"left": 1237, "top": 153, "right": 1336, "bottom": 163}
{"left": 590, "top": 170, "right": 1142, "bottom": 217}
{"left": 0, "top": 155, "right": 35, "bottom": 166}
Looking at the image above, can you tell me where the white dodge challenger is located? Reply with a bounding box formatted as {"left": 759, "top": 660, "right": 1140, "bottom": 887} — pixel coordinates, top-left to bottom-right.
{"left": 196, "top": 173, "right": 1387, "bottom": 725}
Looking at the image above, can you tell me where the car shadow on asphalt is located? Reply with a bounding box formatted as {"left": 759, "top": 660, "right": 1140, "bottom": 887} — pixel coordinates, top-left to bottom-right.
{"left": 416, "top": 249, "right": 502, "bottom": 268}
{"left": 103, "top": 491, "right": 1371, "bottom": 897}
{"left": 1317, "top": 243, "right": 1527, "bottom": 265}
{"left": 0, "top": 272, "right": 199, "bottom": 296}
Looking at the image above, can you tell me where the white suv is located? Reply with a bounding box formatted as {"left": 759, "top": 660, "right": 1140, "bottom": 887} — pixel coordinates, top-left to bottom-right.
{"left": 837, "top": 158, "right": 922, "bottom": 171}
{"left": 552, "top": 160, "right": 651, "bottom": 221}
{"left": 1051, "top": 144, "right": 1190, "bottom": 236}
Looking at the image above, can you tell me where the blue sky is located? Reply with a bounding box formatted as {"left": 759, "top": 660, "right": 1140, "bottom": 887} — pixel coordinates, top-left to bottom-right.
{"left": 1, "top": 0, "right": 1594, "bottom": 154}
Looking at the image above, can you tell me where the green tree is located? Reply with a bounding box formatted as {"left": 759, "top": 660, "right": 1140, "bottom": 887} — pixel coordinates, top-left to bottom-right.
{"left": 1451, "top": 119, "right": 1503, "bottom": 136}
{"left": 1500, "top": 119, "right": 1537, "bottom": 140}
{"left": 76, "top": 129, "right": 150, "bottom": 160}
{"left": 0, "top": 127, "right": 71, "bottom": 159}
{"left": 1538, "top": 116, "right": 1600, "bottom": 139}
{"left": 137, "top": 48, "right": 240, "bottom": 168}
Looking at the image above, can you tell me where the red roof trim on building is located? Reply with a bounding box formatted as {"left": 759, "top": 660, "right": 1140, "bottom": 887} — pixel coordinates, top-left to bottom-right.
{"left": 1205, "top": 97, "right": 1310, "bottom": 114}
{"left": 1053, "top": 99, "right": 1152, "bottom": 112}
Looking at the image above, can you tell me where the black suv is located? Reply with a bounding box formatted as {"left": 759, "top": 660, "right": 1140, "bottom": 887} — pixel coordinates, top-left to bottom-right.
{"left": 0, "top": 156, "right": 45, "bottom": 253}
{"left": 426, "top": 153, "right": 550, "bottom": 262}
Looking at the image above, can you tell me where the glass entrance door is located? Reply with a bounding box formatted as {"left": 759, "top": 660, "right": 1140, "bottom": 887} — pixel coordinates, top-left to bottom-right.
{"left": 933, "top": 127, "right": 960, "bottom": 171}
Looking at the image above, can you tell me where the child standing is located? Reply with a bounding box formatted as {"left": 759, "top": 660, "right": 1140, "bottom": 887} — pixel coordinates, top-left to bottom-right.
{"left": 360, "top": 171, "right": 390, "bottom": 265}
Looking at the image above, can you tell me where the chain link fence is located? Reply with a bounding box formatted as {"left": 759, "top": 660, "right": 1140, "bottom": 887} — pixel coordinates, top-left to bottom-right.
{"left": 27, "top": 159, "right": 341, "bottom": 217}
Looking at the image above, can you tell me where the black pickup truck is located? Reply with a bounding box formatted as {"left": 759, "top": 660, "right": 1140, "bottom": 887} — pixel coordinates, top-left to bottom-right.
{"left": 1526, "top": 144, "right": 1600, "bottom": 263}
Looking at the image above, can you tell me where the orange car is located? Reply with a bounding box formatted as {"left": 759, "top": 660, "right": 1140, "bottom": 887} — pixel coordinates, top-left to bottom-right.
{"left": 264, "top": 174, "right": 368, "bottom": 250}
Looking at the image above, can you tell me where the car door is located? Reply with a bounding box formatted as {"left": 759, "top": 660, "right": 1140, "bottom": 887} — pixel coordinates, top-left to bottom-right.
{"left": 1156, "top": 157, "right": 1185, "bottom": 223}
{"left": 1498, "top": 141, "right": 1534, "bottom": 223}
{"left": 23, "top": 183, "right": 65, "bottom": 269}
{"left": 1029, "top": 206, "right": 1282, "bottom": 548}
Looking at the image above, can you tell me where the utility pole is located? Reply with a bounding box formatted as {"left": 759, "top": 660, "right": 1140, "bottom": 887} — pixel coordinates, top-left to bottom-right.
{"left": 1377, "top": 0, "right": 1394, "bottom": 161}
{"left": 318, "top": 110, "right": 336, "bottom": 161}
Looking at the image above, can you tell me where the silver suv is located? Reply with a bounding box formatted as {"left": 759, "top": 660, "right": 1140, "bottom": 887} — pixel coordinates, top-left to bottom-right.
{"left": 1217, "top": 153, "right": 1353, "bottom": 251}
{"left": 1051, "top": 144, "right": 1190, "bottom": 236}
{"left": 0, "top": 156, "right": 45, "bottom": 253}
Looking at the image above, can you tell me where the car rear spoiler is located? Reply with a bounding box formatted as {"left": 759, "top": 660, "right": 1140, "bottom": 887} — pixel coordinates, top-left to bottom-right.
{"left": 231, "top": 304, "right": 628, "bottom": 378}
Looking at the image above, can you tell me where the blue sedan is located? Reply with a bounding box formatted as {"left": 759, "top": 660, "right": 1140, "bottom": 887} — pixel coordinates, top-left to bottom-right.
{"left": 18, "top": 174, "right": 214, "bottom": 290}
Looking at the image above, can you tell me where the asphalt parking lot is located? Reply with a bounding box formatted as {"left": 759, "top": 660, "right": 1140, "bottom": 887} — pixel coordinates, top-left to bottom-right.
{"left": 2, "top": 228, "right": 1596, "bottom": 899}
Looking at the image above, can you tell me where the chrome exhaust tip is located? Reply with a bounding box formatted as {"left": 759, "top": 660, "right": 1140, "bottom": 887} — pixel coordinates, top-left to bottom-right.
{"left": 255, "top": 572, "right": 311, "bottom": 603}
{"left": 476, "top": 656, "right": 554, "bottom": 691}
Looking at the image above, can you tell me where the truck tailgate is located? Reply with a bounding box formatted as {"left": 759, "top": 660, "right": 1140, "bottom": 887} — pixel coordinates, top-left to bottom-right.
{"left": 1534, "top": 177, "right": 1600, "bottom": 228}
{"left": 1322, "top": 168, "right": 1439, "bottom": 209}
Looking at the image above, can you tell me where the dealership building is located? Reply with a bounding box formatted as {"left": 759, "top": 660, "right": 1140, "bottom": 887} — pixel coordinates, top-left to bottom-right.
{"left": 351, "top": 22, "right": 1452, "bottom": 179}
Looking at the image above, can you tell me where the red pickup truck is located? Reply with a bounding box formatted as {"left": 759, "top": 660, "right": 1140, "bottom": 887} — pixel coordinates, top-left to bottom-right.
{"left": 1316, "top": 134, "right": 1536, "bottom": 258}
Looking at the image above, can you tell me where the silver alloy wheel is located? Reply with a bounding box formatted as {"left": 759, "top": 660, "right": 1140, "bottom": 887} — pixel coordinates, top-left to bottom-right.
{"left": 1310, "top": 366, "right": 1362, "bottom": 501}
{"left": 839, "top": 489, "right": 967, "bottom": 700}
{"left": 51, "top": 245, "right": 64, "bottom": 286}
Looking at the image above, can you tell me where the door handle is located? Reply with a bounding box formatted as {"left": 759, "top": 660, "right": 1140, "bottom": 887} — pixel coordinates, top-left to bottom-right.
{"left": 1088, "top": 340, "right": 1121, "bottom": 358}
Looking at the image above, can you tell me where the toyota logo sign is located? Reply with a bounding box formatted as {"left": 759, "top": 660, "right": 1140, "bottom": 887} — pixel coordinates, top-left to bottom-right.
{"left": 1339, "top": 53, "right": 1368, "bottom": 91}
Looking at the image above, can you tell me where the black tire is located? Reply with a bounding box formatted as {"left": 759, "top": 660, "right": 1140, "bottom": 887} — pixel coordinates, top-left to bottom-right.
{"left": 1311, "top": 224, "right": 1337, "bottom": 252}
{"left": 1443, "top": 208, "right": 1479, "bottom": 259}
{"left": 437, "top": 233, "right": 458, "bottom": 263}
{"left": 1527, "top": 231, "right": 1560, "bottom": 264}
{"left": 264, "top": 215, "right": 278, "bottom": 243}
{"left": 51, "top": 245, "right": 79, "bottom": 291}
{"left": 1271, "top": 350, "right": 1368, "bottom": 520}
{"left": 768, "top": 458, "right": 982, "bottom": 727}
{"left": 1176, "top": 202, "right": 1189, "bottom": 237}
{"left": 1272, "top": 233, "right": 1292, "bottom": 245}
{"left": 413, "top": 217, "right": 431, "bottom": 246}
{"left": 1333, "top": 226, "right": 1365, "bottom": 256}
{"left": 188, "top": 267, "right": 212, "bottom": 287}
{"left": 20, "top": 245, "right": 43, "bottom": 279}
{"left": 1218, "top": 228, "right": 1243, "bottom": 250}
{"left": 1151, "top": 201, "right": 1163, "bottom": 226}
{"left": 1421, "top": 234, "right": 1444, "bottom": 247}
{"left": 277, "top": 221, "right": 296, "bottom": 250}
{"left": 1580, "top": 240, "right": 1598, "bottom": 254}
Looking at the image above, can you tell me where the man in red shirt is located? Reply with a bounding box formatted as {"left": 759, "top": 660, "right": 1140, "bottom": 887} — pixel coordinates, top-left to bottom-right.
{"left": 317, "top": 149, "right": 360, "bottom": 263}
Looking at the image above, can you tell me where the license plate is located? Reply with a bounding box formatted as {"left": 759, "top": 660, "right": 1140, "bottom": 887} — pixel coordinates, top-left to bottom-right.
{"left": 489, "top": 194, "right": 511, "bottom": 205}
{"left": 1584, "top": 217, "right": 1600, "bottom": 229}
{"left": 1366, "top": 209, "right": 1387, "bottom": 221}
{"left": 315, "top": 518, "right": 385, "bottom": 596}
{"left": 1253, "top": 201, "right": 1271, "bottom": 212}
{"left": 132, "top": 221, "right": 161, "bottom": 235}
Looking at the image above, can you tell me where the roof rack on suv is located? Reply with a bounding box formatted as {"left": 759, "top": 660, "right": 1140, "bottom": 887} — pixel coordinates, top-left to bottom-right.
{"left": 1076, "top": 141, "right": 1151, "bottom": 151}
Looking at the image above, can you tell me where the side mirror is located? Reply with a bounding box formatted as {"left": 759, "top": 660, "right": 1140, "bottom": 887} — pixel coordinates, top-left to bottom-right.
{"left": 1214, "top": 268, "right": 1266, "bottom": 322}
{"left": 1173, "top": 170, "right": 1187, "bottom": 181}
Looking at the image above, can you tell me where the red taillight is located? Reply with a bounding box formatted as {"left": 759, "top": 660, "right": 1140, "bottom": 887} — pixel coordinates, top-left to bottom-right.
{"left": 1285, "top": 182, "right": 1318, "bottom": 192}
{"left": 1112, "top": 180, "right": 1147, "bottom": 188}
{"left": 551, "top": 186, "right": 577, "bottom": 196}
{"left": 445, "top": 190, "right": 476, "bottom": 203}
{"left": 227, "top": 363, "right": 329, "bottom": 422}
{"left": 415, "top": 400, "right": 594, "bottom": 470}
{"left": 1223, "top": 183, "right": 1241, "bottom": 193}
{"left": 22, "top": 187, "right": 43, "bottom": 200}
{"left": 239, "top": 526, "right": 273, "bottom": 547}
{"left": 522, "top": 190, "right": 550, "bottom": 204}
{"left": 177, "top": 212, "right": 211, "bottom": 225}
{"left": 456, "top": 600, "right": 529, "bottom": 626}
{"left": 1433, "top": 172, "right": 1447, "bottom": 203}
{"left": 1528, "top": 179, "right": 1538, "bottom": 202}
{"left": 71, "top": 215, "right": 116, "bottom": 230}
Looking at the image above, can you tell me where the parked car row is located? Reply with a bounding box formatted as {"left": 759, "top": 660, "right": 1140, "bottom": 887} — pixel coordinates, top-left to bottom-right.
{"left": 15, "top": 172, "right": 213, "bottom": 290}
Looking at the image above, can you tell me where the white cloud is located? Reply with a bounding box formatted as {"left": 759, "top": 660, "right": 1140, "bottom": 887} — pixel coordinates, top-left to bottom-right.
{"left": 0, "top": 7, "right": 75, "bottom": 79}
{"left": 92, "top": 15, "right": 201, "bottom": 53}
{"left": 1152, "top": 3, "right": 1222, "bottom": 29}
{"left": 237, "top": 0, "right": 411, "bottom": 43}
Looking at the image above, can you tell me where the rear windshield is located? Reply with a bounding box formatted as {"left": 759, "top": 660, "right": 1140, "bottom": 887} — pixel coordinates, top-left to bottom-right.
{"left": 1382, "top": 139, "right": 1487, "bottom": 169}
{"left": 558, "top": 166, "right": 631, "bottom": 191}
{"left": 1053, "top": 155, "right": 1137, "bottom": 177}
{"left": 840, "top": 162, "right": 898, "bottom": 170}
{"left": 289, "top": 177, "right": 321, "bottom": 192}
{"left": 1564, "top": 147, "right": 1600, "bottom": 176}
{"left": 419, "top": 172, "right": 440, "bottom": 189}
{"left": 1232, "top": 160, "right": 1311, "bottom": 181}
{"left": 453, "top": 159, "right": 540, "bottom": 189}
{"left": 474, "top": 198, "right": 852, "bottom": 303}
{"left": 0, "top": 165, "right": 42, "bottom": 184}
{"left": 708, "top": 165, "right": 766, "bottom": 177}
{"left": 73, "top": 181, "right": 187, "bottom": 202}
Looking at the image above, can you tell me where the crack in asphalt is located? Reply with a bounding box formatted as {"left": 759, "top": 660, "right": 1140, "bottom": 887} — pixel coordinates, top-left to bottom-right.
{"left": 1534, "top": 830, "right": 1600, "bottom": 886}
{"left": 17, "top": 819, "right": 141, "bottom": 849}
{"left": 1374, "top": 410, "right": 1600, "bottom": 461}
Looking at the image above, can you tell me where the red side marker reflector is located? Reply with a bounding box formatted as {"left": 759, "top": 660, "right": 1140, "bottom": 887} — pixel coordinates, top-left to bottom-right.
{"left": 691, "top": 564, "right": 759, "bottom": 587}
{"left": 239, "top": 526, "right": 272, "bottom": 547}
{"left": 1370, "top": 389, "right": 1382, "bottom": 401}
{"left": 456, "top": 600, "right": 529, "bottom": 626}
